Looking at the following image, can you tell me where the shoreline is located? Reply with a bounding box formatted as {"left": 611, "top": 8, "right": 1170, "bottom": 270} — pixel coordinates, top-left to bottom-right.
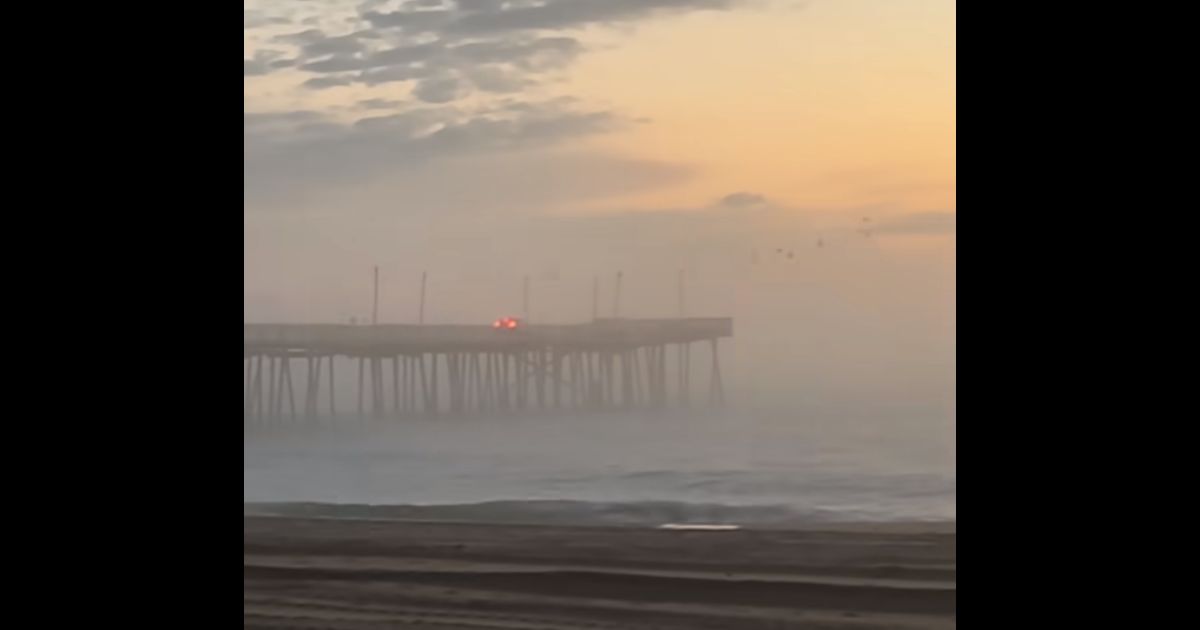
{"left": 244, "top": 501, "right": 955, "bottom": 534}
{"left": 245, "top": 513, "right": 956, "bottom": 629}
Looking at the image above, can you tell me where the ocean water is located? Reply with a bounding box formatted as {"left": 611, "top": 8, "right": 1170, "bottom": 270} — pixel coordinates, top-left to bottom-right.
{"left": 244, "top": 405, "right": 955, "bottom": 524}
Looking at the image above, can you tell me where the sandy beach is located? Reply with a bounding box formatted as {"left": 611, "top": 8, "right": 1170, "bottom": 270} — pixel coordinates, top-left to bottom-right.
{"left": 245, "top": 514, "right": 956, "bottom": 629}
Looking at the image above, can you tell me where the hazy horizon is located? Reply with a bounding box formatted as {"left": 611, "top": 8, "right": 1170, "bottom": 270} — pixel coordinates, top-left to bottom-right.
{"left": 245, "top": 0, "right": 956, "bottom": 520}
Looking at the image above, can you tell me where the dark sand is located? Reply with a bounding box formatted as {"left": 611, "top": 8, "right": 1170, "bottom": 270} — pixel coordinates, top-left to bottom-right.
{"left": 245, "top": 514, "right": 955, "bottom": 629}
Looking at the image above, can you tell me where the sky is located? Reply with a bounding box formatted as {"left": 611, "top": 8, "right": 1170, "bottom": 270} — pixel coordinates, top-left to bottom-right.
{"left": 244, "top": 0, "right": 955, "bottom": 408}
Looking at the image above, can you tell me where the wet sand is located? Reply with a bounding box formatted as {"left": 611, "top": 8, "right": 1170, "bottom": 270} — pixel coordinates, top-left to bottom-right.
{"left": 245, "top": 515, "right": 955, "bottom": 629}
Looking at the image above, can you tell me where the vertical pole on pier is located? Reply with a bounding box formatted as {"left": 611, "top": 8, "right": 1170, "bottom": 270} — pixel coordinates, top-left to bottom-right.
{"left": 649, "top": 348, "right": 658, "bottom": 407}
{"left": 503, "top": 353, "right": 513, "bottom": 411}
{"left": 418, "top": 272, "right": 427, "bottom": 325}
{"left": 357, "top": 357, "right": 366, "bottom": 420}
{"left": 679, "top": 343, "right": 691, "bottom": 408}
{"left": 475, "top": 354, "right": 484, "bottom": 412}
{"left": 248, "top": 355, "right": 264, "bottom": 423}
{"left": 581, "top": 351, "right": 593, "bottom": 409}
{"left": 709, "top": 339, "right": 726, "bottom": 407}
{"left": 372, "top": 357, "right": 384, "bottom": 419}
{"left": 418, "top": 354, "right": 431, "bottom": 415}
{"left": 269, "top": 356, "right": 280, "bottom": 421}
{"left": 494, "top": 354, "right": 505, "bottom": 411}
{"left": 516, "top": 352, "right": 527, "bottom": 410}
{"left": 467, "top": 354, "right": 479, "bottom": 413}
{"left": 406, "top": 356, "right": 416, "bottom": 414}
{"left": 592, "top": 276, "right": 600, "bottom": 321}
{"left": 540, "top": 348, "right": 549, "bottom": 408}
{"left": 257, "top": 355, "right": 267, "bottom": 422}
{"left": 305, "top": 355, "right": 317, "bottom": 422}
{"left": 640, "top": 348, "right": 652, "bottom": 409}
{"left": 372, "top": 266, "right": 380, "bottom": 326}
{"left": 328, "top": 355, "right": 337, "bottom": 419}
{"left": 393, "top": 356, "right": 401, "bottom": 418}
{"left": 678, "top": 269, "right": 689, "bottom": 408}
{"left": 603, "top": 352, "right": 615, "bottom": 409}
{"left": 244, "top": 357, "right": 254, "bottom": 420}
{"left": 568, "top": 352, "right": 580, "bottom": 409}
{"left": 628, "top": 348, "right": 638, "bottom": 408}
{"left": 631, "top": 348, "right": 644, "bottom": 407}
{"left": 678, "top": 269, "right": 686, "bottom": 318}
{"left": 482, "top": 350, "right": 496, "bottom": 410}
{"left": 313, "top": 354, "right": 324, "bottom": 424}
{"left": 264, "top": 356, "right": 274, "bottom": 421}
{"left": 431, "top": 353, "right": 441, "bottom": 416}
{"left": 282, "top": 356, "right": 297, "bottom": 422}
{"left": 457, "top": 354, "right": 467, "bottom": 413}
{"left": 552, "top": 351, "right": 562, "bottom": 409}
{"left": 613, "top": 271, "right": 623, "bottom": 318}
{"left": 447, "top": 354, "right": 459, "bottom": 415}
{"left": 660, "top": 346, "right": 669, "bottom": 408}
{"left": 367, "top": 358, "right": 375, "bottom": 419}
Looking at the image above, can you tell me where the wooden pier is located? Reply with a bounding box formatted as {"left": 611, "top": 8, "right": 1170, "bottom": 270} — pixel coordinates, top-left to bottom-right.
{"left": 244, "top": 318, "right": 733, "bottom": 424}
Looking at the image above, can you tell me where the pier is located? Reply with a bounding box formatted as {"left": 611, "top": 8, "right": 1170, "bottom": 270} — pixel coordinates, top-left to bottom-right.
{"left": 244, "top": 318, "right": 733, "bottom": 424}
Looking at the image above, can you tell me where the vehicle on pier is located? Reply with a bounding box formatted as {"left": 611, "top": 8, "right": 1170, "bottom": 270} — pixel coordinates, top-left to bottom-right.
{"left": 492, "top": 317, "right": 522, "bottom": 330}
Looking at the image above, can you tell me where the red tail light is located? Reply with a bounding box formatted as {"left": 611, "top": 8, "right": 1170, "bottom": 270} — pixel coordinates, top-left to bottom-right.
{"left": 494, "top": 317, "right": 521, "bottom": 329}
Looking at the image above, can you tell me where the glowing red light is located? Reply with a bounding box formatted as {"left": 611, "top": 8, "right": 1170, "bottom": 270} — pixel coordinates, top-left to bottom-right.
{"left": 493, "top": 317, "right": 521, "bottom": 330}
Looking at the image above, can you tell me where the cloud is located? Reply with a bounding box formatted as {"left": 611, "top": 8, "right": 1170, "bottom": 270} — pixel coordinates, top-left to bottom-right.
{"left": 244, "top": 101, "right": 625, "bottom": 203}
{"left": 304, "top": 75, "right": 355, "bottom": 89}
{"left": 451, "top": 37, "right": 583, "bottom": 70}
{"left": 289, "top": 29, "right": 376, "bottom": 57}
{"left": 245, "top": 49, "right": 291, "bottom": 77}
{"left": 413, "top": 76, "right": 468, "bottom": 103}
{"left": 244, "top": 10, "right": 292, "bottom": 29}
{"left": 283, "top": 35, "right": 581, "bottom": 89}
{"left": 358, "top": 64, "right": 432, "bottom": 85}
{"left": 448, "top": 0, "right": 735, "bottom": 35}
{"left": 244, "top": 0, "right": 747, "bottom": 206}
{"left": 244, "top": 59, "right": 269, "bottom": 77}
{"left": 248, "top": 1, "right": 732, "bottom": 95}
{"left": 362, "top": 0, "right": 737, "bottom": 36}
{"left": 466, "top": 66, "right": 531, "bottom": 93}
{"left": 358, "top": 98, "right": 406, "bottom": 110}
{"left": 718, "top": 192, "right": 768, "bottom": 208}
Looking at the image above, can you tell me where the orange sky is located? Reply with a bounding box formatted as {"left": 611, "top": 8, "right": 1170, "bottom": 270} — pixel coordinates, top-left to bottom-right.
{"left": 563, "top": 0, "right": 956, "bottom": 213}
{"left": 245, "top": 0, "right": 955, "bottom": 218}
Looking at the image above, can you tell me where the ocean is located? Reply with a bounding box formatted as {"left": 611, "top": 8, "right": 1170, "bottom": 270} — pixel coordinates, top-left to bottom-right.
{"left": 244, "top": 404, "right": 955, "bottom": 526}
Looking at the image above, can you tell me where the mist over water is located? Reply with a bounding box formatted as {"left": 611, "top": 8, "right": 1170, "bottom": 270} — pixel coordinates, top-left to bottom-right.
{"left": 244, "top": 221, "right": 955, "bottom": 524}
{"left": 244, "top": 0, "right": 954, "bottom": 537}
{"left": 244, "top": 401, "right": 954, "bottom": 522}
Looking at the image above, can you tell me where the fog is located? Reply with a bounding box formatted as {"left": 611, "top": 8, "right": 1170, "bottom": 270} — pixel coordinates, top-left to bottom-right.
{"left": 244, "top": 0, "right": 955, "bottom": 523}
{"left": 245, "top": 197, "right": 954, "bottom": 521}
{"left": 246, "top": 198, "right": 954, "bottom": 412}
